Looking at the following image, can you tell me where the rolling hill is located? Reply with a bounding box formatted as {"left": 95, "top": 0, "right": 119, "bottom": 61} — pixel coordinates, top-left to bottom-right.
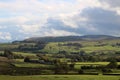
{"left": 20, "top": 35, "right": 119, "bottom": 43}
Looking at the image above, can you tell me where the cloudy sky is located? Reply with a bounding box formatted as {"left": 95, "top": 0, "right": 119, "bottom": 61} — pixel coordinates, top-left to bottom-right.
{"left": 0, "top": 0, "right": 120, "bottom": 42}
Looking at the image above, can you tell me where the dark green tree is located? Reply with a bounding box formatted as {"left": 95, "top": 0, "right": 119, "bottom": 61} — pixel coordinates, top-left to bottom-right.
{"left": 107, "top": 59, "right": 118, "bottom": 69}
{"left": 54, "top": 61, "right": 69, "bottom": 74}
{"left": 79, "top": 50, "right": 86, "bottom": 56}
{"left": 78, "top": 69, "right": 84, "bottom": 74}
{"left": 4, "top": 49, "right": 14, "bottom": 59}
{"left": 24, "top": 56, "right": 30, "bottom": 62}
{"left": 69, "top": 62, "right": 75, "bottom": 70}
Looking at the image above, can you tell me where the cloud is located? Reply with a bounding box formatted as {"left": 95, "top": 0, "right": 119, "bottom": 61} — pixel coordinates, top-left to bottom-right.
{"left": 0, "top": 26, "right": 6, "bottom": 29}
{"left": 98, "top": 0, "right": 120, "bottom": 15}
{"left": 100, "top": 0, "right": 120, "bottom": 7}
{"left": 45, "top": 7, "right": 120, "bottom": 36}
{"left": 0, "top": 32, "right": 12, "bottom": 40}
{"left": 78, "top": 8, "right": 120, "bottom": 36}
{"left": 0, "top": 0, "right": 120, "bottom": 42}
{"left": 44, "top": 17, "right": 98, "bottom": 36}
{"left": 43, "top": 29, "right": 81, "bottom": 37}
{"left": 0, "top": 0, "right": 101, "bottom": 25}
{"left": 18, "top": 24, "right": 41, "bottom": 34}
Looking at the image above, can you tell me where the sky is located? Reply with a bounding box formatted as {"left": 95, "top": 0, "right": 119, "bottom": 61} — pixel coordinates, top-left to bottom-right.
{"left": 0, "top": 0, "right": 120, "bottom": 42}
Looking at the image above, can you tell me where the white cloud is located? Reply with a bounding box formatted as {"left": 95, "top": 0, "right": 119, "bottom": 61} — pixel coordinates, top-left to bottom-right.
{"left": 0, "top": 16, "right": 29, "bottom": 25}
{"left": 43, "top": 29, "right": 81, "bottom": 37}
{"left": 0, "top": 26, "right": 6, "bottom": 29}
{"left": 59, "top": 13, "right": 88, "bottom": 29}
{"left": 0, "top": 0, "right": 120, "bottom": 42}
{"left": 19, "top": 24, "right": 41, "bottom": 34}
{"left": 0, "top": 32, "right": 12, "bottom": 40}
{"left": 0, "top": 0, "right": 102, "bottom": 25}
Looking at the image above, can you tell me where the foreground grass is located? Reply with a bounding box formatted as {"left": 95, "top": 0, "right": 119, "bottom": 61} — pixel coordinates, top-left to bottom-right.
{"left": 0, "top": 75, "right": 120, "bottom": 80}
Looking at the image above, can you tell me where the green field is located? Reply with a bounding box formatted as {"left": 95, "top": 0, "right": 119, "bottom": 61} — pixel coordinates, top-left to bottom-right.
{"left": 71, "top": 62, "right": 120, "bottom": 69}
{"left": 0, "top": 39, "right": 120, "bottom": 54}
{"left": 14, "top": 52, "right": 36, "bottom": 57}
{"left": 0, "top": 39, "right": 120, "bottom": 77}
{"left": 41, "top": 39, "right": 120, "bottom": 54}
{"left": 74, "top": 62, "right": 120, "bottom": 65}
{"left": 0, "top": 75, "right": 120, "bottom": 80}
{"left": 13, "top": 61, "right": 113, "bottom": 68}
{"left": 13, "top": 62, "right": 53, "bottom": 68}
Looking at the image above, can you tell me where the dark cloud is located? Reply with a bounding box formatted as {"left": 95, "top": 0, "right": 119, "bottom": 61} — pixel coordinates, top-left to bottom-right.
{"left": 45, "top": 18, "right": 88, "bottom": 35}
{"left": 100, "top": 0, "right": 120, "bottom": 7}
{"left": 80, "top": 8, "right": 120, "bottom": 35}
{"left": 45, "top": 8, "right": 120, "bottom": 36}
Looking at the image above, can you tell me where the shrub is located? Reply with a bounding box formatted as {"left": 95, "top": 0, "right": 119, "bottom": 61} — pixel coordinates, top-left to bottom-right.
{"left": 24, "top": 56, "right": 30, "bottom": 62}
{"left": 101, "top": 68, "right": 112, "bottom": 73}
{"left": 106, "top": 60, "right": 118, "bottom": 69}
{"left": 78, "top": 69, "right": 84, "bottom": 74}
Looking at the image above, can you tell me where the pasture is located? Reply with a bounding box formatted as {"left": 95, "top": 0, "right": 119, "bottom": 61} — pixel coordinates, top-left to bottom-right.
{"left": 0, "top": 75, "right": 120, "bottom": 80}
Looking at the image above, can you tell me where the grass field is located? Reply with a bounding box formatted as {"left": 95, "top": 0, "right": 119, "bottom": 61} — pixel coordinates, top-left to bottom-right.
{"left": 0, "top": 75, "right": 120, "bottom": 80}
{"left": 14, "top": 52, "right": 36, "bottom": 57}
{"left": 0, "top": 39, "right": 120, "bottom": 54}
{"left": 41, "top": 39, "right": 120, "bottom": 54}
{"left": 12, "top": 61, "right": 120, "bottom": 70}
{"left": 13, "top": 62, "right": 53, "bottom": 68}
{"left": 70, "top": 62, "right": 120, "bottom": 69}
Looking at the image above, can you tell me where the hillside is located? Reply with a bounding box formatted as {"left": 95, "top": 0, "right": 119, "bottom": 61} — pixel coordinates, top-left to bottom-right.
{"left": 80, "top": 35, "right": 117, "bottom": 40}
{"left": 23, "top": 36, "right": 82, "bottom": 42}
{"left": 21, "top": 35, "right": 119, "bottom": 43}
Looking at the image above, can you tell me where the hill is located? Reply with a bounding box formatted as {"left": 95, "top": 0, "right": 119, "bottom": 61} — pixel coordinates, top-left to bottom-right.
{"left": 80, "top": 35, "right": 117, "bottom": 40}
{"left": 22, "top": 36, "right": 83, "bottom": 42}
{"left": 19, "top": 35, "right": 119, "bottom": 43}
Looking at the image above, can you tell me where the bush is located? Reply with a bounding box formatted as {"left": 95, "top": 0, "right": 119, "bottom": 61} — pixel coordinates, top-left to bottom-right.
{"left": 101, "top": 68, "right": 112, "bottom": 73}
{"left": 106, "top": 60, "right": 118, "bottom": 69}
{"left": 24, "top": 56, "right": 30, "bottom": 62}
{"left": 69, "top": 63, "right": 75, "bottom": 70}
{"left": 54, "top": 62, "right": 70, "bottom": 74}
{"left": 4, "top": 49, "right": 14, "bottom": 59}
{"left": 78, "top": 69, "right": 84, "bottom": 74}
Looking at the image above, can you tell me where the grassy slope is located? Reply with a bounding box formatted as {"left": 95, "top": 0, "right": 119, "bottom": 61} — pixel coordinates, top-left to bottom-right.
{"left": 13, "top": 62, "right": 53, "bottom": 68}
{"left": 42, "top": 39, "right": 120, "bottom": 53}
{"left": 14, "top": 52, "right": 36, "bottom": 57}
{"left": 70, "top": 62, "right": 120, "bottom": 70}
{"left": 0, "top": 75, "right": 120, "bottom": 80}
{"left": 0, "top": 43, "right": 18, "bottom": 50}
{"left": 0, "top": 39, "right": 120, "bottom": 54}
{"left": 13, "top": 61, "right": 120, "bottom": 69}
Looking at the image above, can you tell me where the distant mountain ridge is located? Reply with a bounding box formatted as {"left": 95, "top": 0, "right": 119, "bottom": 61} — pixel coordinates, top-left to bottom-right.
{"left": 80, "top": 35, "right": 117, "bottom": 40}
{"left": 19, "top": 35, "right": 120, "bottom": 43}
{"left": 23, "top": 36, "right": 83, "bottom": 42}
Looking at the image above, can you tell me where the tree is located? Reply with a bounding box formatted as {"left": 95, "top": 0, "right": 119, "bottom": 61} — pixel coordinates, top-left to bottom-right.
{"left": 24, "top": 56, "right": 30, "bottom": 62}
{"left": 107, "top": 59, "right": 118, "bottom": 69}
{"left": 88, "top": 56, "right": 98, "bottom": 62}
{"left": 78, "top": 69, "right": 84, "bottom": 74}
{"left": 54, "top": 61, "right": 69, "bottom": 74}
{"left": 79, "top": 50, "right": 86, "bottom": 56}
{"left": 35, "top": 41, "right": 47, "bottom": 50}
{"left": 4, "top": 49, "right": 14, "bottom": 59}
{"left": 69, "top": 62, "right": 75, "bottom": 70}
{"left": 101, "top": 68, "right": 112, "bottom": 73}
